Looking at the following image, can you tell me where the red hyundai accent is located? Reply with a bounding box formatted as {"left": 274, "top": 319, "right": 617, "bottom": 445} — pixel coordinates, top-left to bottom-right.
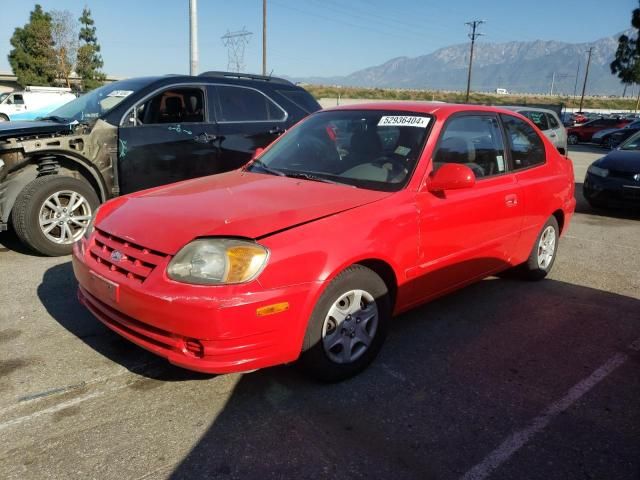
{"left": 72, "top": 103, "right": 576, "bottom": 381}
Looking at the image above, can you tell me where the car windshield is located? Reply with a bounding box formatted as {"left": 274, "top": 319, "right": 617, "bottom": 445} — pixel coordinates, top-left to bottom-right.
{"left": 619, "top": 131, "right": 640, "bottom": 150}
{"left": 47, "top": 78, "right": 152, "bottom": 123}
{"left": 247, "top": 110, "right": 432, "bottom": 191}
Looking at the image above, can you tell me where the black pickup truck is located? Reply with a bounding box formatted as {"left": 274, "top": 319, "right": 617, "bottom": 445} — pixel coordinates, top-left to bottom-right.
{"left": 0, "top": 72, "right": 320, "bottom": 255}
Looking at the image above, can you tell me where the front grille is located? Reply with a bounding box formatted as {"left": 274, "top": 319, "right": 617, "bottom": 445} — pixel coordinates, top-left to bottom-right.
{"left": 89, "top": 228, "right": 168, "bottom": 283}
{"left": 609, "top": 169, "right": 640, "bottom": 182}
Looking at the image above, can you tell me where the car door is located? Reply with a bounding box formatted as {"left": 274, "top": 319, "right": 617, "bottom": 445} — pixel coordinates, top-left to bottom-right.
{"left": 407, "top": 113, "right": 524, "bottom": 304}
{"left": 500, "top": 113, "right": 554, "bottom": 255}
{"left": 209, "top": 85, "right": 287, "bottom": 168}
{"left": 117, "top": 85, "right": 221, "bottom": 194}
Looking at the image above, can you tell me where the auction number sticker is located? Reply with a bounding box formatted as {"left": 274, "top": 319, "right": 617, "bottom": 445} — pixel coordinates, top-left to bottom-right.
{"left": 107, "top": 90, "right": 134, "bottom": 98}
{"left": 378, "top": 116, "right": 430, "bottom": 128}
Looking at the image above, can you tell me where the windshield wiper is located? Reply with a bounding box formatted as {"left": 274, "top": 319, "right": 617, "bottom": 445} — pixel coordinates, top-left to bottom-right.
{"left": 248, "top": 159, "right": 285, "bottom": 176}
{"left": 37, "top": 115, "right": 70, "bottom": 123}
{"left": 280, "top": 171, "right": 345, "bottom": 185}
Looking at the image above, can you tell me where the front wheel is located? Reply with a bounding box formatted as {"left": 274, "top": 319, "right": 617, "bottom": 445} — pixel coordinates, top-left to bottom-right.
{"left": 11, "top": 175, "right": 100, "bottom": 256}
{"left": 567, "top": 133, "right": 579, "bottom": 145}
{"left": 300, "top": 265, "right": 391, "bottom": 382}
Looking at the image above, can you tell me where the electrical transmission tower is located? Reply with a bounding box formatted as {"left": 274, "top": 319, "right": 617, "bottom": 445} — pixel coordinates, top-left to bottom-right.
{"left": 221, "top": 28, "right": 253, "bottom": 73}
{"left": 465, "top": 20, "right": 484, "bottom": 102}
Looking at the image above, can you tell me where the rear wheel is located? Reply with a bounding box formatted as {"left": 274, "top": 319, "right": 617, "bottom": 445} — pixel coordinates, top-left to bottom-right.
{"left": 518, "top": 216, "right": 559, "bottom": 281}
{"left": 11, "top": 175, "right": 99, "bottom": 256}
{"left": 300, "top": 265, "right": 390, "bottom": 382}
{"left": 567, "top": 133, "right": 579, "bottom": 145}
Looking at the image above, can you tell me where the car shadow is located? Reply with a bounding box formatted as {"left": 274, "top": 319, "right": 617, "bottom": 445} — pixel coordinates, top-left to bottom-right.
{"left": 166, "top": 278, "right": 640, "bottom": 479}
{"left": 574, "top": 182, "right": 640, "bottom": 220}
{"left": 0, "top": 228, "right": 42, "bottom": 256}
{"left": 37, "top": 261, "right": 211, "bottom": 382}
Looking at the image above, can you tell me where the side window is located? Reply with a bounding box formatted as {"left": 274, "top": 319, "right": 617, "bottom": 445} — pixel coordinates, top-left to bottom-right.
{"left": 547, "top": 113, "right": 560, "bottom": 129}
{"left": 434, "top": 114, "right": 507, "bottom": 179}
{"left": 276, "top": 89, "right": 319, "bottom": 114}
{"left": 215, "top": 86, "right": 286, "bottom": 122}
{"left": 13, "top": 94, "right": 24, "bottom": 105}
{"left": 501, "top": 114, "right": 546, "bottom": 170}
{"left": 133, "top": 87, "right": 205, "bottom": 125}
{"left": 522, "top": 111, "right": 549, "bottom": 131}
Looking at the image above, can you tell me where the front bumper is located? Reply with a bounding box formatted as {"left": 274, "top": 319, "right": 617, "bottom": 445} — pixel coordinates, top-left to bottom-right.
{"left": 583, "top": 172, "right": 640, "bottom": 208}
{"left": 72, "top": 240, "right": 321, "bottom": 374}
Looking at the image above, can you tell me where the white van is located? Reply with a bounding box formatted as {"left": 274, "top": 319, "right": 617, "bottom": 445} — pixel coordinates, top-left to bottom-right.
{"left": 495, "top": 88, "right": 509, "bottom": 95}
{"left": 0, "top": 86, "right": 76, "bottom": 121}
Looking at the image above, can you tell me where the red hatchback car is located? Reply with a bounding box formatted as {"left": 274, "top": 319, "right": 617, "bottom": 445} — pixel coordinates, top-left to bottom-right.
{"left": 72, "top": 103, "right": 576, "bottom": 381}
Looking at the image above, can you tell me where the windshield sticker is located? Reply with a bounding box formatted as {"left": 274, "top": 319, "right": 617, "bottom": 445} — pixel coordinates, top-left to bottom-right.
{"left": 107, "top": 90, "right": 134, "bottom": 98}
{"left": 168, "top": 124, "right": 193, "bottom": 135}
{"left": 378, "top": 116, "right": 430, "bottom": 128}
{"left": 496, "top": 155, "right": 505, "bottom": 172}
{"left": 394, "top": 146, "right": 411, "bottom": 156}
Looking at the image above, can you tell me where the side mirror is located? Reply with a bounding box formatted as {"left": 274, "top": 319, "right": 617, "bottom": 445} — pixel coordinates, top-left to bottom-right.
{"left": 252, "top": 147, "right": 265, "bottom": 159}
{"left": 426, "top": 163, "right": 475, "bottom": 192}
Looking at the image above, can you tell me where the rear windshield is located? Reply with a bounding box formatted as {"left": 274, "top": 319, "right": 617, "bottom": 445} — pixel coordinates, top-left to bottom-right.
{"left": 248, "top": 109, "right": 432, "bottom": 191}
{"left": 276, "top": 89, "right": 320, "bottom": 113}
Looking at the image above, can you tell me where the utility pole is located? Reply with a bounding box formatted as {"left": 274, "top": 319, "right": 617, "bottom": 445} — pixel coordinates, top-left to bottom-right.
{"left": 578, "top": 47, "right": 593, "bottom": 112}
{"left": 262, "top": 0, "right": 267, "bottom": 75}
{"left": 189, "top": 0, "right": 199, "bottom": 75}
{"left": 573, "top": 60, "right": 580, "bottom": 100}
{"left": 465, "top": 20, "right": 484, "bottom": 102}
{"left": 222, "top": 29, "right": 253, "bottom": 73}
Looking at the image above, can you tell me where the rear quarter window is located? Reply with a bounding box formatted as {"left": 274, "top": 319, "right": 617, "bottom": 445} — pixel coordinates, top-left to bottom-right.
{"left": 276, "top": 89, "right": 320, "bottom": 114}
{"left": 501, "top": 114, "right": 546, "bottom": 170}
{"left": 521, "top": 110, "right": 549, "bottom": 131}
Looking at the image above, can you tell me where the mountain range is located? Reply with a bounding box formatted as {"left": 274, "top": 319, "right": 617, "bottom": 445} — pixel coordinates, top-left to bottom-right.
{"left": 295, "top": 31, "right": 631, "bottom": 96}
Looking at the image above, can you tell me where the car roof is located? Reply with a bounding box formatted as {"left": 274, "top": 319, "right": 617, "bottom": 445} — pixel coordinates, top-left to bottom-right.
{"left": 140, "top": 73, "right": 299, "bottom": 90}
{"left": 501, "top": 106, "right": 559, "bottom": 116}
{"left": 323, "top": 101, "right": 526, "bottom": 117}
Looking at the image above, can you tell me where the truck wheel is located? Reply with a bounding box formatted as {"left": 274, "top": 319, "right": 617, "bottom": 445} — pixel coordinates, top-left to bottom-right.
{"left": 300, "top": 265, "right": 390, "bottom": 382}
{"left": 11, "top": 175, "right": 99, "bottom": 256}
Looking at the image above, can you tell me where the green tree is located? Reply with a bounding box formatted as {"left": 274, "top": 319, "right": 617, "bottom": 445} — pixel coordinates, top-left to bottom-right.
{"left": 7, "top": 4, "right": 56, "bottom": 87}
{"left": 611, "top": 2, "right": 640, "bottom": 105}
{"left": 76, "top": 7, "right": 105, "bottom": 91}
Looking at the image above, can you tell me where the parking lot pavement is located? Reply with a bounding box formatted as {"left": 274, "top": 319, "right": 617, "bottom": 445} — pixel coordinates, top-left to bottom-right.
{"left": 0, "top": 145, "right": 638, "bottom": 480}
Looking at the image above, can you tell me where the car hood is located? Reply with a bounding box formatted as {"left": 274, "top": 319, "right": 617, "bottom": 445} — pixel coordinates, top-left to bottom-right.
{"left": 0, "top": 120, "right": 72, "bottom": 138}
{"left": 596, "top": 150, "right": 640, "bottom": 172}
{"left": 97, "top": 170, "right": 392, "bottom": 254}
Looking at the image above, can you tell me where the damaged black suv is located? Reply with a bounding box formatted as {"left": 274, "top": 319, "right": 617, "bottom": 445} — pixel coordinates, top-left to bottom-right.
{"left": 0, "top": 72, "right": 320, "bottom": 255}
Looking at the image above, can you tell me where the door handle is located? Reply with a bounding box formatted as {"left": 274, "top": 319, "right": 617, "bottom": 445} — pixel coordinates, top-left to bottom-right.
{"left": 193, "top": 132, "right": 221, "bottom": 144}
{"left": 505, "top": 194, "right": 518, "bottom": 207}
{"left": 268, "top": 126, "right": 285, "bottom": 135}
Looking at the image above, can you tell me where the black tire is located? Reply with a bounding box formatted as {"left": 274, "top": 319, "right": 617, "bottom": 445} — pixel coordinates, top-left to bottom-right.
{"left": 11, "top": 175, "right": 100, "bottom": 256}
{"left": 299, "top": 265, "right": 391, "bottom": 382}
{"left": 567, "top": 133, "right": 579, "bottom": 145}
{"left": 0, "top": 114, "right": 9, "bottom": 122}
{"left": 518, "top": 216, "right": 560, "bottom": 281}
{"left": 604, "top": 137, "right": 616, "bottom": 150}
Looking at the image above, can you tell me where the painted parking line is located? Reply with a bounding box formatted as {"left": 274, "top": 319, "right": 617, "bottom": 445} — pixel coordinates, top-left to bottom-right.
{"left": 460, "top": 337, "right": 640, "bottom": 480}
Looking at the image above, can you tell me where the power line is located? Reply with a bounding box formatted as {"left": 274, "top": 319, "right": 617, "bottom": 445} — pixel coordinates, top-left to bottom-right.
{"left": 221, "top": 28, "right": 253, "bottom": 73}
{"left": 465, "top": 20, "right": 484, "bottom": 102}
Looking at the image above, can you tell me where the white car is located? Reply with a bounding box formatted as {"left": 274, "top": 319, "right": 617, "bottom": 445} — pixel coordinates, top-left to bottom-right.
{"left": 0, "top": 86, "right": 76, "bottom": 122}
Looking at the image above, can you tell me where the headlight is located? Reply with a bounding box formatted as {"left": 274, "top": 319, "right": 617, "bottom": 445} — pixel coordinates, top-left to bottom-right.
{"left": 83, "top": 205, "right": 101, "bottom": 241}
{"left": 588, "top": 165, "right": 609, "bottom": 178}
{"left": 167, "top": 238, "right": 269, "bottom": 285}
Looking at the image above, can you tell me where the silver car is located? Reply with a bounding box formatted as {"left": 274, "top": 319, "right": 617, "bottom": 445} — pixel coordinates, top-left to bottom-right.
{"left": 503, "top": 107, "right": 568, "bottom": 155}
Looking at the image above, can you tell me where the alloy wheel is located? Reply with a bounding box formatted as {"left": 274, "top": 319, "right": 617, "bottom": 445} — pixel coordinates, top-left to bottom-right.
{"left": 537, "top": 225, "right": 556, "bottom": 269}
{"left": 38, "top": 190, "right": 93, "bottom": 244}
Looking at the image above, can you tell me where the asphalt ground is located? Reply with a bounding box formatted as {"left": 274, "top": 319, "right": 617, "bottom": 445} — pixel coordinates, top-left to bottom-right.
{"left": 0, "top": 145, "right": 638, "bottom": 480}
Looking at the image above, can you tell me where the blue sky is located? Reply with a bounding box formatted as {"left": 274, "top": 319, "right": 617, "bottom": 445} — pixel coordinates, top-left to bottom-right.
{"left": 0, "top": 0, "right": 636, "bottom": 78}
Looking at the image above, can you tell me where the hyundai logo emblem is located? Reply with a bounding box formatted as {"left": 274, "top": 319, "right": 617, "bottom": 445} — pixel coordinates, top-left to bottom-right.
{"left": 111, "top": 250, "right": 124, "bottom": 262}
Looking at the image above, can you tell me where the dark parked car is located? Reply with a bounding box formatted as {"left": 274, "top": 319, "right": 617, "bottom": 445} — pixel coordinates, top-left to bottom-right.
{"left": 583, "top": 131, "right": 640, "bottom": 209}
{"left": 0, "top": 72, "right": 320, "bottom": 255}
{"left": 592, "top": 120, "right": 640, "bottom": 149}
{"left": 567, "top": 117, "right": 630, "bottom": 145}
